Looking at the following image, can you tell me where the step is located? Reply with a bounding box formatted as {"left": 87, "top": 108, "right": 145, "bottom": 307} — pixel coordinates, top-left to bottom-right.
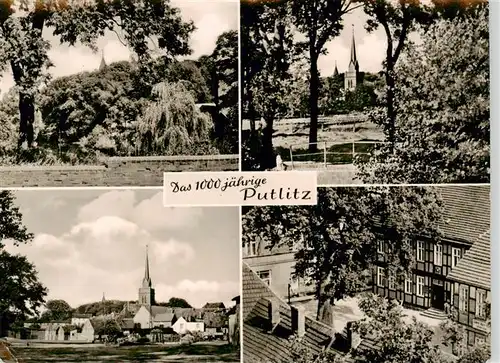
{"left": 421, "top": 308, "right": 448, "bottom": 320}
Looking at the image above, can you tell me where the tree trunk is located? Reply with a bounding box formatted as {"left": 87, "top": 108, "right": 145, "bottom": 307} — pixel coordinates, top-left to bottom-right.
{"left": 315, "top": 275, "right": 326, "bottom": 321}
{"left": 261, "top": 116, "right": 275, "bottom": 170}
{"left": 308, "top": 51, "right": 320, "bottom": 152}
{"left": 18, "top": 92, "right": 35, "bottom": 149}
{"left": 385, "top": 62, "right": 396, "bottom": 151}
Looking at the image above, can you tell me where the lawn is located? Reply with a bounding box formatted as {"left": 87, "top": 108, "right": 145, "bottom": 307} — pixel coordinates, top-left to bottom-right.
{"left": 11, "top": 342, "right": 240, "bottom": 362}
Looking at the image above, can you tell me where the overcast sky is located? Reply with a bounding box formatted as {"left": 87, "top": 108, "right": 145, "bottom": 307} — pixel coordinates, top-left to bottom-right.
{"left": 0, "top": 0, "right": 238, "bottom": 96}
{"left": 2, "top": 189, "right": 240, "bottom": 309}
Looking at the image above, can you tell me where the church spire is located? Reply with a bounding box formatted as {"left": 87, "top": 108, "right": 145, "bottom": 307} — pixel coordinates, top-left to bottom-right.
{"left": 99, "top": 49, "right": 107, "bottom": 71}
{"left": 333, "top": 60, "right": 339, "bottom": 76}
{"left": 349, "top": 25, "right": 358, "bottom": 69}
{"left": 142, "top": 245, "right": 152, "bottom": 288}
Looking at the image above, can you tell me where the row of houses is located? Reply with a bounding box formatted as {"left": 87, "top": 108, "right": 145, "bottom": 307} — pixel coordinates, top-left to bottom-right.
{"left": 243, "top": 185, "right": 491, "bottom": 360}
{"left": 23, "top": 302, "right": 236, "bottom": 343}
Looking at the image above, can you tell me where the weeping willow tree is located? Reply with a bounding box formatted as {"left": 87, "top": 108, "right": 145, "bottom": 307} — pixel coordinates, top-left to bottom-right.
{"left": 136, "top": 81, "right": 217, "bottom": 155}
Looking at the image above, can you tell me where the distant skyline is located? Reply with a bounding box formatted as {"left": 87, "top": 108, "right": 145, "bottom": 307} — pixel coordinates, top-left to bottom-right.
{"left": 2, "top": 189, "right": 240, "bottom": 309}
{"left": 0, "top": 0, "right": 238, "bottom": 96}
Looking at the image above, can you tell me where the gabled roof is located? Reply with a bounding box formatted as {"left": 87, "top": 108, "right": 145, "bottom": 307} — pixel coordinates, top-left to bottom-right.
{"left": 438, "top": 185, "right": 490, "bottom": 243}
{"left": 203, "top": 302, "right": 226, "bottom": 310}
{"left": 154, "top": 312, "right": 174, "bottom": 323}
{"left": 120, "top": 318, "right": 135, "bottom": 330}
{"left": 243, "top": 263, "right": 335, "bottom": 363}
{"left": 447, "top": 230, "right": 490, "bottom": 290}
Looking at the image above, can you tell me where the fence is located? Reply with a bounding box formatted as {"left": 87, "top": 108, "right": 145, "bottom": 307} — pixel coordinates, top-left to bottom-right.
{"left": 287, "top": 141, "right": 385, "bottom": 170}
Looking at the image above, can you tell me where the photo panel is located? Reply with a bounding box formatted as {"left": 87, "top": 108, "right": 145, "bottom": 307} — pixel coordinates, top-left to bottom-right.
{"left": 241, "top": 185, "right": 490, "bottom": 362}
{"left": 241, "top": 0, "right": 489, "bottom": 186}
{"left": 0, "top": 188, "right": 240, "bottom": 362}
{"left": 0, "top": 0, "right": 239, "bottom": 188}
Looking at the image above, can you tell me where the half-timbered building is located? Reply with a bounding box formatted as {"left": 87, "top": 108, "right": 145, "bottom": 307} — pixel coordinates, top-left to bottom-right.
{"left": 372, "top": 185, "right": 490, "bottom": 346}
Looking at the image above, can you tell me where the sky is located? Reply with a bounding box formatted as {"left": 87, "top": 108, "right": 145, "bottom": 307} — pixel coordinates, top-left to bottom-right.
{"left": 0, "top": 0, "right": 238, "bottom": 96}
{"left": 2, "top": 189, "right": 240, "bottom": 309}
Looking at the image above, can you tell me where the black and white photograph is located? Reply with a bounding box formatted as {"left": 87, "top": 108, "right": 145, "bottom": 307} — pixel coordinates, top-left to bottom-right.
{"left": 0, "top": 189, "right": 240, "bottom": 362}
{"left": 241, "top": 184, "right": 490, "bottom": 362}
{"left": 241, "top": 0, "right": 489, "bottom": 185}
{"left": 0, "top": 0, "right": 238, "bottom": 187}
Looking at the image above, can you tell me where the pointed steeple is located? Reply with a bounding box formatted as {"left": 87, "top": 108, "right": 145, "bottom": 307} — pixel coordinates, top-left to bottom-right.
{"left": 349, "top": 25, "right": 359, "bottom": 71}
{"left": 102, "top": 292, "right": 106, "bottom": 303}
{"left": 333, "top": 60, "right": 339, "bottom": 76}
{"left": 99, "top": 49, "right": 107, "bottom": 71}
{"left": 142, "top": 245, "right": 152, "bottom": 288}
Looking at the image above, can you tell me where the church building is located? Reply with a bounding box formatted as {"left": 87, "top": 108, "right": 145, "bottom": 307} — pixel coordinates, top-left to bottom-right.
{"left": 333, "top": 26, "right": 361, "bottom": 93}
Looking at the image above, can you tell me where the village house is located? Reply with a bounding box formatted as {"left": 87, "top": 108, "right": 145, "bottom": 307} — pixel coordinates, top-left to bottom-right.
{"left": 172, "top": 317, "right": 204, "bottom": 335}
{"left": 372, "top": 185, "right": 490, "bottom": 346}
{"left": 242, "top": 235, "right": 314, "bottom": 302}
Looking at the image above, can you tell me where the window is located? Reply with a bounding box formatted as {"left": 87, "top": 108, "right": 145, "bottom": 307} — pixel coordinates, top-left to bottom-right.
{"left": 476, "top": 336, "right": 486, "bottom": 345}
{"left": 377, "top": 267, "right": 384, "bottom": 287}
{"left": 416, "top": 241, "right": 424, "bottom": 262}
{"left": 289, "top": 275, "right": 299, "bottom": 290}
{"left": 405, "top": 279, "right": 412, "bottom": 294}
{"left": 459, "top": 286, "right": 469, "bottom": 312}
{"left": 258, "top": 270, "right": 271, "bottom": 286}
{"left": 434, "top": 244, "right": 443, "bottom": 266}
{"left": 377, "top": 240, "right": 384, "bottom": 254}
{"left": 452, "top": 248, "right": 461, "bottom": 267}
{"left": 388, "top": 273, "right": 395, "bottom": 290}
{"left": 246, "top": 241, "right": 258, "bottom": 257}
{"left": 476, "top": 290, "right": 486, "bottom": 318}
{"left": 416, "top": 276, "right": 425, "bottom": 297}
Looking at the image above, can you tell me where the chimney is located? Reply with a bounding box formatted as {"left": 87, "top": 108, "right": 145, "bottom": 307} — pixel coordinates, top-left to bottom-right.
{"left": 267, "top": 299, "right": 281, "bottom": 329}
{"left": 291, "top": 306, "right": 306, "bottom": 338}
{"left": 346, "top": 321, "right": 361, "bottom": 350}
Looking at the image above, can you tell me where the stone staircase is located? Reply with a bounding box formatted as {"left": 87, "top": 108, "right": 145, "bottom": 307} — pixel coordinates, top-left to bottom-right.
{"left": 420, "top": 307, "right": 448, "bottom": 321}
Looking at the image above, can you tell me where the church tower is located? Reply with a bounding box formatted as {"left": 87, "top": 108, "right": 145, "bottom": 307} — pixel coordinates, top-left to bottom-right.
{"left": 344, "top": 25, "right": 359, "bottom": 92}
{"left": 138, "top": 245, "right": 155, "bottom": 307}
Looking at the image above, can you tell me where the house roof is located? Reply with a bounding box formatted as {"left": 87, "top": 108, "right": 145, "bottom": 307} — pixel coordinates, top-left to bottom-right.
{"left": 120, "top": 318, "right": 135, "bottom": 330}
{"left": 203, "top": 302, "right": 226, "bottom": 310}
{"left": 154, "top": 312, "right": 174, "bottom": 322}
{"left": 242, "top": 263, "right": 336, "bottom": 363}
{"left": 438, "top": 185, "right": 490, "bottom": 243}
{"left": 447, "top": 230, "right": 490, "bottom": 290}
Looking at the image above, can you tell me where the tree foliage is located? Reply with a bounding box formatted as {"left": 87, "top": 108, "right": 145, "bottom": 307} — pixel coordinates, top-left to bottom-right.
{"left": 359, "top": 0, "right": 433, "bottom": 146}
{"left": 351, "top": 293, "right": 448, "bottom": 363}
{"left": 358, "top": 6, "right": 489, "bottom": 183}
{"left": 243, "top": 1, "right": 296, "bottom": 170}
{"left": 135, "top": 81, "right": 216, "bottom": 156}
{"left": 242, "top": 187, "right": 443, "bottom": 318}
{"left": 40, "top": 299, "right": 73, "bottom": 322}
{"left": 0, "top": 0, "right": 195, "bottom": 149}
{"left": 0, "top": 191, "right": 46, "bottom": 336}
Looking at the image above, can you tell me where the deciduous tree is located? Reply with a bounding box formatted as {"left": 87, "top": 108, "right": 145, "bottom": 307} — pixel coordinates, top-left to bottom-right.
{"left": 0, "top": 191, "right": 46, "bottom": 336}
{"left": 0, "top": 0, "right": 194, "bottom": 149}
{"left": 248, "top": 2, "right": 295, "bottom": 170}
{"left": 359, "top": 0, "right": 432, "bottom": 147}
{"left": 135, "top": 81, "right": 216, "bottom": 156}
{"left": 242, "top": 187, "right": 443, "bottom": 319}
{"left": 291, "top": 0, "right": 360, "bottom": 152}
{"left": 358, "top": 6, "right": 489, "bottom": 183}
{"left": 351, "top": 293, "right": 449, "bottom": 363}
